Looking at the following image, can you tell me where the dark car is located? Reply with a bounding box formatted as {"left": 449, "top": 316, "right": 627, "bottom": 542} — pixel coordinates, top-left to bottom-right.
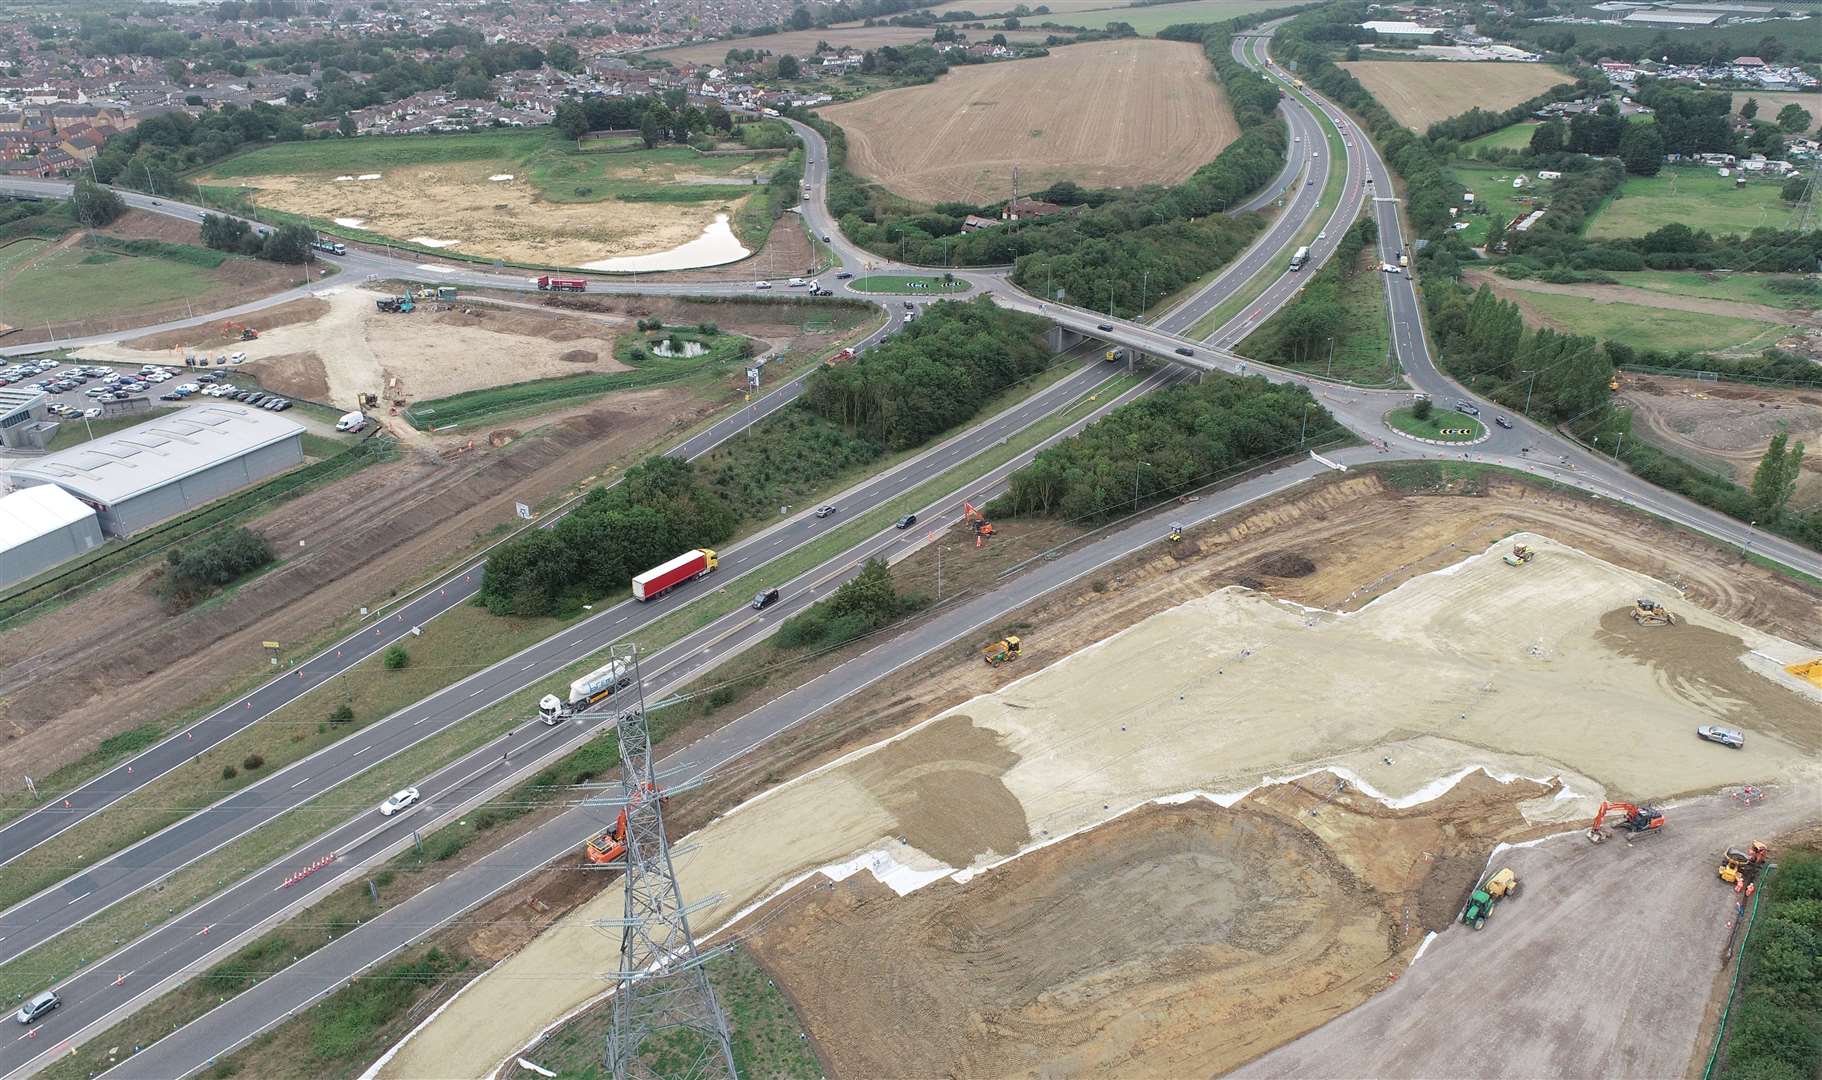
{"left": 751, "top": 587, "right": 781, "bottom": 611}
{"left": 1175, "top": 346, "right": 1194, "bottom": 357}
{"left": 836, "top": 271, "right": 853, "bottom": 279}
{"left": 1494, "top": 415, "right": 1513, "bottom": 429}
{"left": 814, "top": 505, "right": 837, "bottom": 519}
{"left": 896, "top": 513, "right": 917, "bottom": 529}
{"left": 1097, "top": 323, "right": 1114, "bottom": 332}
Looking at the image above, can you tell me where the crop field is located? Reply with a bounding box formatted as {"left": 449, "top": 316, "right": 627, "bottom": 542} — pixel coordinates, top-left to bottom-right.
{"left": 1731, "top": 90, "right": 1821, "bottom": 134}
{"left": 1052, "top": 0, "right": 1311, "bottom": 33}
{"left": 651, "top": 25, "right": 1048, "bottom": 65}
{"left": 1338, "top": 60, "right": 1571, "bottom": 130}
{"left": 821, "top": 39, "right": 1234, "bottom": 205}
{"left": 202, "top": 132, "right": 783, "bottom": 267}
{"left": 1586, "top": 165, "right": 1798, "bottom": 239}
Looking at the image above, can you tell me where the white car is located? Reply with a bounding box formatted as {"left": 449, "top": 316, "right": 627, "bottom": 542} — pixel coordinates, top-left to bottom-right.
{"left": 229, "top": 352, "right": 247, "bottom": 363}
{"left": 82, "top": 408, "right": 101, "bottom": 419}
{"left": 379, "top": 787, "right": 420, "bottom": 816}
{"left": 754, "top": 280, "right": 771, "bottom": 289}
{"left": 178, "top": 383, "right": 199, "bottom": 393}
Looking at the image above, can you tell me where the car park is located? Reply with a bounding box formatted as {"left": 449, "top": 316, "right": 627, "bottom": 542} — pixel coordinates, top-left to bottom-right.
{"left": 15, "top": 990, "right": 59, "bottom": 1025}
{"left": 751, "top": 587, "right": 781, "bottom": 610}
{"left": 815, "top": 504, "right": 837, "bottom": 518}
{"left": 245, "top": 393, "right": 267, "bottom": 406}
{"left": 896, "top": 513, "right": 917, "bottom": 529}
{"left": 379, "top": 787, "right": 420, "bottom": 816}
{"left": 1697, "top": 725, "right": 1744, "bottom": 748}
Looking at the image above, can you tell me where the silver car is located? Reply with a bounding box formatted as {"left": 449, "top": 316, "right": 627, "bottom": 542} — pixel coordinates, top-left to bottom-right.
{"left": 1696, "top": 725, "right": 1744, "bottom": 749}
{"left": 15, "top": 990, "right": 59, "bottom": 1024}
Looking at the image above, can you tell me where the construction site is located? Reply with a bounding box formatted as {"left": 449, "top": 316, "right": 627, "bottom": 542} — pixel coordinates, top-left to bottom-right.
{"left": 368, "top": 469, "right": 1822, "bottom": 1080}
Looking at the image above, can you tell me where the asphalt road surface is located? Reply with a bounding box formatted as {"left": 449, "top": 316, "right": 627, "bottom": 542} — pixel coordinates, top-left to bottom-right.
{"left": 1233, "top": 790, "right": 1820, "bottom": 1079}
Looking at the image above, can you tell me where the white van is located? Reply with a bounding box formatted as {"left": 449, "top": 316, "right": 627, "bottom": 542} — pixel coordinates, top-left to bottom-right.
{"left": 335, "top": 411, "right": 367, "bottom": 433}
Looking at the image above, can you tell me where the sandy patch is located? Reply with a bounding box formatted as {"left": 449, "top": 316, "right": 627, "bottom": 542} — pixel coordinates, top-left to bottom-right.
{"left": 217, "top": 160, "right": 751, "bottom": 267}
{"left": 73, "top": 288, "right": 631, "bottom": 412}
{"left": 579, "top": 213, "right": 750, "bottom": 272}
{"left": 382, "top": 530, "right": 1821, "bottom": 1078}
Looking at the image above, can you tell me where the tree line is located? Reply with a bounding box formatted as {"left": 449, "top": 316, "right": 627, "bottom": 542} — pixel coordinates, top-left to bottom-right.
{"left": 775, "top": 558, "right": 927, "bottom": 651}
{"left": 200, "top": 214, "right": 318, "bottom": 264}
{"left": 1714, "top": 850, "right": 1822, "bottom": 1080}
{"left": 479, "top": 301, "right": 1053, "bottom": 617}
{"left": 989, "top": 375, "right": 1342, "bottom": 521}
{"left": 157, "top": 527, "right": 274, "bottom": 610}
{"left": 1240, "top": 217, "right": 1377, "bottom": 367}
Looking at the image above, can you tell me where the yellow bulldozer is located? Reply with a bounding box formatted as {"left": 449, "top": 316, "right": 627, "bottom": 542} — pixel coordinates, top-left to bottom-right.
{"left": 1719, "top": 841, "right": 1769, "bottom": 887}
{"left": 1502, "top": 544, "right": 1535, "bottom": 567}
{"left": 983, "top": 636, "right": 1021, "bottom": 667}
{"left": 1632, "top": 598, "right": 1676, "bottom": 626}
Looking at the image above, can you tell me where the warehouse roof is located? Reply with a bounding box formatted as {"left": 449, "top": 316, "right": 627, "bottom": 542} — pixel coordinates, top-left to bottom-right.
{"left": 5, "top": 405, "right": 305, "bottom": 505}
{"left": 1623, "top": 9, "right": 1722, "bottom": 23}
{"left": 0, "top": 387, "right": 45, "bottom": 416}
{"left": 0, "top": 484, "right": 96, "bottom": 548}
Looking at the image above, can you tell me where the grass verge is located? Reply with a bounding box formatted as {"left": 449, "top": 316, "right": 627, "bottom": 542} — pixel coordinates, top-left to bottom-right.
{"left": 1385, "top": 406, "right": 1484, "bottom": 443}
{"left": 846, "top": 274, "right": 970, "bottom": 294}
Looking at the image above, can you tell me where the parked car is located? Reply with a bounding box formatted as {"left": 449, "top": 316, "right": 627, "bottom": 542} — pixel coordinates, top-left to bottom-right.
{"left": 82, "top": 408, "right": 101, "bottom": 419}
{"left": 751, "top": 587, "right": 781, "bottom": 611}
{"left": 274, "top": 399, "right": 292, "bottom": 411}
{"left": 1494, "top": 415, "right": 1513, "bottom": 429}
{"left": 14, "top": 990, "right": 59, "bottom": 1025}
{"left": 1697, "top": 725, "right": 1744, "bottom": 748}
{"left": 896, "top": 513, "right": 917, "bottom": 530}
{"left": 814, "top": 505, "right": 837, "bottom": 519}
{"left": 379, "top": 787, "right": 420, "bottom": 816}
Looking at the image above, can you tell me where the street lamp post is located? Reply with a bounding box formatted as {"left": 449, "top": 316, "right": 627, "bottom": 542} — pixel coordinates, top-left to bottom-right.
{"left": 1134, "top": 461, "right": 1150, "bottom": 510}
{"left": 1140, "top": 271, "right": 1148, "bottom": 320}
{"left": 1300, "top": 401, "right": 1312, "bottom": 444}
{"left": 1326, "top": 337, "right": 1335, "bottom": 378}
{"left": 1522, "top": 370, "right": 1538, "bottom": 416}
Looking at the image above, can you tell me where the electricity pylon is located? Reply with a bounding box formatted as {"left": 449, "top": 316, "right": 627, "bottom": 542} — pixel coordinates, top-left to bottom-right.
{"left": 597, "top": 642, "right": 737, "bottom": 1080}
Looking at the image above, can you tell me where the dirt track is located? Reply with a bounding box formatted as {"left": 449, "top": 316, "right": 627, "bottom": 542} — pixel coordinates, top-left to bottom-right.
{"left": 1233, "top": 789, "right": 1821, "bottom": 1079}
{"left": 1620, "top": 373, "right": 1822, "bottom": 503}
{"left": 378, "top": 472, "right": 1822, "bottom": 1080}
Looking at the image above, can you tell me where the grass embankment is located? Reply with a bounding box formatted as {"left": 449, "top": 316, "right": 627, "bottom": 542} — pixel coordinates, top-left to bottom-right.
{"left": 846, "top": 274, "right": 970, "bottom": 294}
{"left": 43, "top": 406, "right": 178, "bottom": 451}
{"left": 1604, "top": 270, "right": 1822, "bottom": 311}
{"left": 1385, "top": 406, "right": 1484, "bottom": 443}
{"left": 0, "top": 245, "right": 224, "bottom": 327}
{"left": 1587, "top": 165, "right": 1797, "bottom": 239}
{"left": 1237, "top": 217, "right": 1396, "bottom": 386}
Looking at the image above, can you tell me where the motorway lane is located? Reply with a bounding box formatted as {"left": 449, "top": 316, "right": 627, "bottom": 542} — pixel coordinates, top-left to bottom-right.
{"left": 0, "top": 347, "right": 1109, "bottom": 967}
{"left": 0, "top": 304, "right": 902, "bottom": 868}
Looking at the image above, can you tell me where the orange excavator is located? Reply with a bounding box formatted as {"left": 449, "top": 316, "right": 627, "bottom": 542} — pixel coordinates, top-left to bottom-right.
{"left": 961, "top": 501, "right": 994, "bottom": 546}
{"left": 1587, "top": 801, "right": 1665, "bottom": 844}
{"left": 583, "top": 784, "right": 666, "bottom": 865}
{"left": 222, "top": 321, "right": 258, "bottom": 341}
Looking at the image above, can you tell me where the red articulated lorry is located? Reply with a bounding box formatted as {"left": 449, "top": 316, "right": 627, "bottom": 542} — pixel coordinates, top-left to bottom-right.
{"left": 536, "top": 275, "right": 588, "bottom": 292}
{"left": 632, "top": 548, "right": 718, "bottom": 602}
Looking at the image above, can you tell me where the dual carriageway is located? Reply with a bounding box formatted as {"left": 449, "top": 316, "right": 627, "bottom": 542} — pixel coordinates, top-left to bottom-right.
{"left": 2, "top": 28, "right": 1818, "bottom": 1078}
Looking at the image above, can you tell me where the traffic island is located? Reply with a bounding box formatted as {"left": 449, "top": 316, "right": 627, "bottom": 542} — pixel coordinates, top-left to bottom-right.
{"left": 1384, "top": 406, "right": 1487, "bottom": 446}
{"left": 846, "top": 274, "right": 972, "bottom": 295}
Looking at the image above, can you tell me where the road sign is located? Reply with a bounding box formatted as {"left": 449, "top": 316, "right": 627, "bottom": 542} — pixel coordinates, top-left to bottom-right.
{"left": 515, "top": 501, "right": 533, "bottom": 520}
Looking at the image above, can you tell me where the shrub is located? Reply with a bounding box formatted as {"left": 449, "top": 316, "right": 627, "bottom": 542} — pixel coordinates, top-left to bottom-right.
{"left": 156, "top": 527, "right": 274, "bottom": 610}
{"left": 697, "top": 321, "right": 718, "bottom": 336}
{"left": 243, "top": 753, "right": 265, "bottom": 770}
{"left": 383, "top": 645, "right": 409, "bottom": 670}
{"left": 330, "top": 703, "right": 355, "bottom": 722}
{"left": 222, "top": 765, "right": 238, "bottom": 780}
{"left": 1412, "top": 397, "right": 1433, "bottom": 420}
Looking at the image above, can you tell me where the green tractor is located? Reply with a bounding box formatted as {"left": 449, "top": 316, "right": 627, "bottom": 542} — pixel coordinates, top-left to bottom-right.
{"left": 1461, "top": 867, "right": 1519, "bottom": 930}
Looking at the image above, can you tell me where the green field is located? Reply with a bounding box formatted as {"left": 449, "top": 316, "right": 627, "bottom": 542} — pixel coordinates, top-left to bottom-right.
{"left": 0, "top": 236, "right": 50, "bottom": 275}
{"left": 1387, "top": 406, "right": 1484, "bottom": 442}
{"left": 1601, "top": 270, "right": 1822, "bottom": 311}
{"left": 1450, "top": 163, "right": 1555, "bottom": 247}
{"left": 0, "top": 246, "right": 221, "bottom": 325}
{"left": 1512, "top": 289, "right": 1792, "bottom": 354}
{"left": 1462, "top": 121, "right": 1541, "bottom": 153}
{"left": 1587, "top": 166, "right": 1798, "bottom": 239}
{"left": 1054, "top": 0, "right": 1307, "bottom": 33}
{"left": 208, "top": 130, "right": 782, "bottom": 209}
{"left": 847, "top": 274, "right": 971, "bottom": 294}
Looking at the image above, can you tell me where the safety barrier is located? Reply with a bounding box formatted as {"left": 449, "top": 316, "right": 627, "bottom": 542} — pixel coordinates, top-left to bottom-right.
{"left": 282, "top": 852, "right": 337, "bottom": 888}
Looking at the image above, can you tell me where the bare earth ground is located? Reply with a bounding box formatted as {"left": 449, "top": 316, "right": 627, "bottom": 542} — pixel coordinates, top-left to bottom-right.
{"left": 74, "top": 288, "right": 633, "bottom": 416}
{"left": 1621, "top": 372, "right": 1822, "bottom": 503}
{"left": 212, "top": 161, "right": 751, "bottom": 267}
{"left": 649, "top": 26, "right": 1048, "bottom": 66}
{"left": 379, "top": 471, "right": 1822, "bottom": 1080}
{"left": 1464, "top": 268, "right": 1822, "bottom": 329}
{"left": 0, "top": 211, "right": 312, "bottom": 346}
{"left": 1, "top": 300, "right": 863, "bottom": 787}
{"left": 1338, "top": 60, "right": 1572, "bottom": 130}
{"left": 820, "top": 39, "right": 1236, "bottom": 205}
{"left": 1234, "top": 789, "right": 1822, "bottom": 1080}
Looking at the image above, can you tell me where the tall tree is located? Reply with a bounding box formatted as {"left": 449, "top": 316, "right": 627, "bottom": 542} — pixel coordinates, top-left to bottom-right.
{"left": 70, "top": 177, "right": 124, "bottom": 226}
{"left": 1740, "top": 96, "right": 1759, "bottom": 120}
{"left": 1618, "top": 122, "right": 1664, "bottom": 176}
{"left": 1776, "top": 103, "right": 1812, "bottom": 133}
{"left": 1751, "top": 430, "right": 1804, "bottom": 519}
{"left": 1529, "top": 120, "right": 1564, "bottom": 156}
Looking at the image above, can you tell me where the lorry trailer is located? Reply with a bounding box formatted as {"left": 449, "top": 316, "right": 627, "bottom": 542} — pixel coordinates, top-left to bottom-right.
{"left": 536, "top": 276, "right": 588, "bottom": 292}
{"left": 538, "top": 656, "right": 634, "bottom": 722}
{"left": 1289, "top": 246, "right": 1310, "bottom": 272}
{"left": 310, "top": 238, "right": 347, "bottom": 256}
{"left": 631, "top": 548, "right": 718, "bottom": 602}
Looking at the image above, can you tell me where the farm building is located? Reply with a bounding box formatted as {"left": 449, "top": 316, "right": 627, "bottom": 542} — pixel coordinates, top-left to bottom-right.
{"left": 4, "top": 404, "right": 304, "bottom": 536}
{"left": 0, "top": 484, "right": 103, "bottom": 588}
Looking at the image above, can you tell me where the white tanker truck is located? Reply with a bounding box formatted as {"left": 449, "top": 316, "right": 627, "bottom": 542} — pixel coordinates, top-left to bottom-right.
{"left": 538, "top": 656, "right": 633, "bottom": 723}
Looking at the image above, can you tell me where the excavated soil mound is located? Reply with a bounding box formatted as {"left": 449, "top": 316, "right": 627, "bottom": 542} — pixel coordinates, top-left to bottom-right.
{"left": 556, "top": 349, "right": 597, "bottom": 364}
{"left": 1253, "top": 551, "right": 1317, "bottom": 578}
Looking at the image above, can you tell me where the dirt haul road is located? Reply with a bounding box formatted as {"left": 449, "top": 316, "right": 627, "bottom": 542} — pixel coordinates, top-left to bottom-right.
{"left": 1234, "top": 789, "right": 1821, "bottom": 1080}
{"left": 379, "top": 521, "right": 1822, "bottom": 1079}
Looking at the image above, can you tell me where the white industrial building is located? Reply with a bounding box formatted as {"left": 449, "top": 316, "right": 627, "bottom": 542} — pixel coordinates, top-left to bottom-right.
{"left": 1362, "top": 20, "right": 1440, "bottom": 38}
{"left": 4, "top": 405, "right": 305, "bottom": 536}
{"left": 1624, "top": 9, "right": 1723, "bottom": 24}
{"left": 0, "top": 484, "right": 103, "bottom": 588}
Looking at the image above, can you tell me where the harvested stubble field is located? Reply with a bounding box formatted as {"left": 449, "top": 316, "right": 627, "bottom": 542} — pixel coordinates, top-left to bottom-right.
{"left": 380, "top": 471, "right": 1822, "bottom": 1080}
{"left": 1339, "top": 60, "right": 1571, "bottom": 130}
{"left": 651, "top": 25, "right": 1050, "bottom": 66}
{"left": 820, "top": 39, "right": 1236, "bottom": 205}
